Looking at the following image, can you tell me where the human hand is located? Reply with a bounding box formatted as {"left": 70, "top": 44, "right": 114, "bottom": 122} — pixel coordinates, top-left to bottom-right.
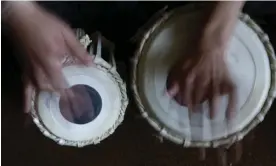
{"left": 166, "top": 33, "right": 237, "bottom": 119}
{"left": 166, "top": 1, "right": 244, "bottom": 119}
{"left": 7, "top": 2, "right": 94, "bottom": 113}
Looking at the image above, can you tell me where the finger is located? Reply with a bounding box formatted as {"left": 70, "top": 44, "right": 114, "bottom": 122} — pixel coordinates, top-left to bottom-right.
{"left": 194, "top": 76, "right": 208, "bottom": 106}
{"left": 59, "top": 90, "right": 75, "bottom": 122}
{"left": 39, "top": 59, "right": 69, "bottom": 93}
{"left": 24, "top": 79, "right": 34, "bottom": 114}
{"left": 66, "top": 88, "right": 87, "bottom": 119}
{"left": 33, "top": 66, "right": 55, "bottom": 91}
{"left": 175, "top": 93, "right": 183, "bottom": 106}
{"left": 69, "top": 94, "right": 82, "bottom": 119}
{"left": 181, "top": 59, "right": 192, "bottom": 71}
{"left": 184, "top": 74, "right": 195, "bottom": 111}
{"left": 22, "top": 58, "right": 39, "bottom": 89}
{"left": 209, "top": 83, "right": 220, "bottom": 119}
{"left": 75, "top": 90, "right": 93, "bottom": 118}
{"left": 167, "top": 82, "right": 179, "bottom": 97}
{"left": 226, "top": 84, "right": 237, "bottom": 120}
{"left": 209, "top": 96, "right": 220, "bottom": 119}
{"left": 62, "top": 28, "right": 94, "bottom": 65}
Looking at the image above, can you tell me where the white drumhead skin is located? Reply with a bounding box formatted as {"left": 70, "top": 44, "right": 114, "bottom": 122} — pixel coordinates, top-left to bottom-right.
{"left": 137, "top": 10, "right": 271, "bottom": 141}
{"left": 37, "top": 65, "right": 122, "bottom": 142}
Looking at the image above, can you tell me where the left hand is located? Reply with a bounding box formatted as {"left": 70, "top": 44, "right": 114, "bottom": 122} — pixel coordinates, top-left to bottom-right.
{"left": 7, "top": 2, "right": 94, "bottom": 114}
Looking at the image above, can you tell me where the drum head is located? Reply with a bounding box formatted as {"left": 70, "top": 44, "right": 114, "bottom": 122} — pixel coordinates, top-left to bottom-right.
{"left": 36, "top": 65, "right": 123, "bottom": 142}
{"left": 136, "top": 7, "right": 271, "bottom": 142}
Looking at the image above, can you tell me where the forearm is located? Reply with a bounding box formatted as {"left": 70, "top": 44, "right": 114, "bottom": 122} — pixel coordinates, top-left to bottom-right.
{"left": 2, "top": 1, "right": 39, "bottom": 28}
{"left": 204, "top": 1, "right": 245, "bottom": 43}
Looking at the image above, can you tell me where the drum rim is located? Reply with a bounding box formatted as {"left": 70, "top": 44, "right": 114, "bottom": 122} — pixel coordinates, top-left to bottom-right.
{"left": 30, "top": 30, "right": 129, "bottom": 147}
{"left": 132, "top": 4, "right": 276, "bottom": 148}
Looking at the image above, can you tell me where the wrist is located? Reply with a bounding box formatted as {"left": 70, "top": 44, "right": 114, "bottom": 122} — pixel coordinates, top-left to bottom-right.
{"left": 201, "top": 2, "right": 244, "bottom": 47}
{"left": 200, "top": 24, "right": 230, "bottom": 52}
{"left": 203, "top": 20, "right": 233, "bottom": 44}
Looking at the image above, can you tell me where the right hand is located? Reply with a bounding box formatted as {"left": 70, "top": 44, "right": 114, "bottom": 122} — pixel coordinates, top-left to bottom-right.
{"left": 167, "top": 36, "right": 237, "bottom": 119}
{"left": 7, "top": 2, "right": 94, "bottom": 113}
{"left": 167, "top": 15, "right": 238, "bottom": 119}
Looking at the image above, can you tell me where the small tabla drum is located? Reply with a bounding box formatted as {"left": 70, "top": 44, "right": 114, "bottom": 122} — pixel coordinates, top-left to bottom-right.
{"left": 31, "top": 29, "right": 128, "bottom": 147}
{"left": 132, "top": 5, "right": 276, "bottom": 149}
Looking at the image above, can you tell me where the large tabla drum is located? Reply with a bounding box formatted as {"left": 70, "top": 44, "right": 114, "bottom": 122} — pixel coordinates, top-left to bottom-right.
{"left": 31, "top": 30, "right": 128, "bottom": 147}
{"left": 132, "top": 5, "right": 276, "bottom": 148}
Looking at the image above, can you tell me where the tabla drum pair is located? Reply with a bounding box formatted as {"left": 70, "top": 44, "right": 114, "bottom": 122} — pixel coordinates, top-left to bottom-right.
{"left": 30, "top": 30, "right": 128, "bottom": 147}
{"left": 31, "top": 4, "right": 276, "bottom": 151}
{"left": 131, "top": 4, "right": 276, "bottom": 149}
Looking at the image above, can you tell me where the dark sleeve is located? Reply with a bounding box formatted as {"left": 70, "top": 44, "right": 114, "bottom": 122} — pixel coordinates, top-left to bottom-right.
{"left": 243, "top": 1, "right": 276, "bottom": 16}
